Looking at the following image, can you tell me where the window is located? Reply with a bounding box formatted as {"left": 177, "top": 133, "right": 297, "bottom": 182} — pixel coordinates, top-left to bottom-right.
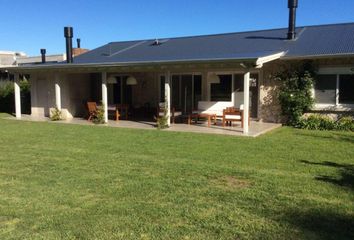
{"left": 339, "top": 75, "right": 354, "bottom": 104}
{"left": 314, "top": 75, "right": 336, "bottom": 104}
{"left": 315, "top": 73, "right": 354, "bottom": 106}
{"left": 210, "top": 74, "right": 232, "bottom": 101}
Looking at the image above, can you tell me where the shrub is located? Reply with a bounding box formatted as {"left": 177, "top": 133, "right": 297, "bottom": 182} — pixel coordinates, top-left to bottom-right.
{"left": 155, "top": 102, "right": 169, "bottom": 130}
{"left": 0, "top": 81, "right": 15, "bottom": 113}
{"left": 276, "top": 62, "right": 315, "bottom": 126}
{"left": 336, "top": 116, "right": 354, "bottom": 131}
{"left": 298, "top": 115, "right": 354, "bottom": 131}
{"left": 0, "top": 79, "right": 31, "bottom": 114}
{"left": 0, "top": 80, "right": 14, "bottom": 97}
{"left": 92, "top": 104, "right": 105, "bottom": 124}
{"left": 298, "top": 115, "right": 335, "bottom": 130}
{"left": 50, "top": 107, "right": 62, "bottom": 121}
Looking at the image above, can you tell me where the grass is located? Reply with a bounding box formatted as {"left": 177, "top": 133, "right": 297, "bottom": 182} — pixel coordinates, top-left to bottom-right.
{"left": 0, "top": 113, "right": 353, "bottom": 239}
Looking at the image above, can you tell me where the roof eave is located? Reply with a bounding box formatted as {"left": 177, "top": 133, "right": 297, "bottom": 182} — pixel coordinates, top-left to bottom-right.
{"left": 1, "top": 58, "right": 259, "bottom": 73}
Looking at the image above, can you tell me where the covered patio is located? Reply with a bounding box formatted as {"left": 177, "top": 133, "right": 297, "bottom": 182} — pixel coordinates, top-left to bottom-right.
{"left": 8, "top": 114, "right": 281, "bottom": 137}
{"left": 8, "top": 49, "right": 284, "bottom": 135}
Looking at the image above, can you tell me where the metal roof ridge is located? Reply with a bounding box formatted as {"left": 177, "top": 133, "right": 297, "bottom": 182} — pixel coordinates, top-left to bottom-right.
{"left": 104, "top": 22, "right": 354, "bottom": 46}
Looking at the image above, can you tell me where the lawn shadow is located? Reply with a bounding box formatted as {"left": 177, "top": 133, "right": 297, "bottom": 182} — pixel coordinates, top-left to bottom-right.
{"left": 300, "top": 160, "right": 354, "bottom": 191}
{"left": 295, "top": 131, "right": 354, "bottom": 144}
{"left": 283, "top": 208, "right": 354, "bottom": 240}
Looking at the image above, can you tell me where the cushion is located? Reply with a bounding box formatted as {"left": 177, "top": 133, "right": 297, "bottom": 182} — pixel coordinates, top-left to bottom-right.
{"left": 197, "top": 101, "right": 233, "bottom": 116}
{"left": 225, "top": 115, "right": 241, "bottom": 120}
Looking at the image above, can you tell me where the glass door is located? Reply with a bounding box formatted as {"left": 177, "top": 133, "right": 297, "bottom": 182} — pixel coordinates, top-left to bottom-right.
{"left": 170, "top": 74, "right": 202, "bottom": 114}
{"left": 181, "top": 75, "right": 193, "bottom": 114}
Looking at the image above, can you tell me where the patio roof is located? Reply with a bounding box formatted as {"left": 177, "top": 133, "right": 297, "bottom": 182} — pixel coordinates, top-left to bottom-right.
{"left": 3, "top": 51, "right": 285, "bottom": 73}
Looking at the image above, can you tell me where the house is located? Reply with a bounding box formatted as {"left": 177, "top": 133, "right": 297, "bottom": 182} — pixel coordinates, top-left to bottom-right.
{"left": 1, "top": 0, "right": 354, "bottom": 134}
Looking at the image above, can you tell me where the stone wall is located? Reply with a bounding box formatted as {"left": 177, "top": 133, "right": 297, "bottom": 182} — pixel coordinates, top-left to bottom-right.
{"left": 258, "top": 57, "right": 354, "bottom": 123}
{"left": 258, "top": 60, "right": 284, "bottom": 123}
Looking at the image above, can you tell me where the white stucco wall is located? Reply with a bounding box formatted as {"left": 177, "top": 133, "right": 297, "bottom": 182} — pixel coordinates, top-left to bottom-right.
{"left": 30, "top": 73, "right": 91, "bottom": 119}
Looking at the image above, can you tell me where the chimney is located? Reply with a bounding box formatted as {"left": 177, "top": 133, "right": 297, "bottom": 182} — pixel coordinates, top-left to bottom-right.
{"left": 40, "top": 48, "right": 46, "bottom": 63}
{"left": 287, "top": 0, "right": 298, "bottom": 40}
{"left": 77, "top": 38, "right": 81, "bottom": 48}
{"left": 64, "top": 26, "right": 73, "bottom": 63}
{"left": 73, "top": 38, "right": 89, "bottom": 57}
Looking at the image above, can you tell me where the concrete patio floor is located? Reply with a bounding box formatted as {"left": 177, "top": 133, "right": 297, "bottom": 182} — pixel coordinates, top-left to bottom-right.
{"left": 6, "top": 115, "right": 282, "bottom": 137}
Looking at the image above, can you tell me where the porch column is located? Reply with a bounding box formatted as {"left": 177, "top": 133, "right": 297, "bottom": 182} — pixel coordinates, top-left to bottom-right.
{"left": 101, "top": 72, "right": 108, "bottom": 123}
{"left": 14, "top": 73, "right": 21, "bottom": 119}
{"left": 55, "top": 74, "right": 61, "bottom": 110}
{"left": 165, "top": 71, "right": 171, "bottom": 126}
{"left": 243, "top": 71, "right": 250, "bottom": 134}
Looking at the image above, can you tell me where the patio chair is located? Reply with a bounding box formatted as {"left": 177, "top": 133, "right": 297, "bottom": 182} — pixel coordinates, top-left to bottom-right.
{"left": 156, "top": 102, "right": 182, "bottom": 124}
{"left": 87, "top": 102, "right": 97, "bottom": 121}
{"left": 222, "top": 107, "right": 243, "bottom": 127}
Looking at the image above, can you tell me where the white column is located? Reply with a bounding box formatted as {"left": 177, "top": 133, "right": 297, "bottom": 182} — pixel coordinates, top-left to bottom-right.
{"left": 165, "top": 71, "right": 171, "bottom": 126}
{"left": 243, "top": 71, "right": 250, "bottom": 134}
{"left": 14, "top": 73, "right": 21, "bottom": 119}
{"left": 101, "top": 72, "right": 108, "bottom": 123}
{"left": 55, "top": 74, "right": 61, "bottom": 110}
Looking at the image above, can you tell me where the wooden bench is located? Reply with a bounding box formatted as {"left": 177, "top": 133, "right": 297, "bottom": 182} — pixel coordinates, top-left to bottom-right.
{"left": 193, "top": 101, "right": 234, "bottom": 119}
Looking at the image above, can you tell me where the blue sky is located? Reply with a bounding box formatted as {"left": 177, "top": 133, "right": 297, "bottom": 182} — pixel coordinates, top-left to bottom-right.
{"left": 1, "top": 0, "right": 354, "bottom": 56}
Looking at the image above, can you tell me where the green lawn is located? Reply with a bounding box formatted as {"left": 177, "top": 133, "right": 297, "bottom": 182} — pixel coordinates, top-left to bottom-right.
{"left": 0, "top": 114, "right": 353, "bottom": 240}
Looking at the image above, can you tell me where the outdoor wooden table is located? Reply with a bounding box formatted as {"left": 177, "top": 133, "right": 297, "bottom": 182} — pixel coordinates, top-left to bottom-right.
{"left": 116, "top": 104, "right": 129, "bottom": 120}
{"left": 107, "top": 104, "right": 129, "bottom": 121}
{"left": 188, "top": 113, "right": 216, "bottom": 127}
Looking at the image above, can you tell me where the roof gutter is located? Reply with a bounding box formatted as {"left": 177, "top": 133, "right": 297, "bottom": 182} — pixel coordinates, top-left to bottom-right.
{"left": 1, "top": 51, "right": 286, "bottom": 73}
{"left": 280, "top": 53, "right": 354, "bottom": 60}
{"left": 1, "top": 58, "right": 259, "bottom": 73}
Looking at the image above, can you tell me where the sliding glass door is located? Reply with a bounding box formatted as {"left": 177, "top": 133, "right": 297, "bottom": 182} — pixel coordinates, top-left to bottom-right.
{"left": 160, "top": 74, "right": 202, "bottom": 114}
{"left": 108, "top": 76, "right": 132, "bottom": 105}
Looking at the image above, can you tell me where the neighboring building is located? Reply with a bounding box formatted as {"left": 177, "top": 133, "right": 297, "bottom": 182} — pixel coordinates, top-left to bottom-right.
{"left": 1, "top": 1, "right": 354, "bottom": 133}
{"left": 16, "top": 54, "right": 66, "bottom": 66}
{"left": 0, "top": 51, "right": 27, "bottom": 67}
{"left": 0, "top": 40, "right": 87, "bottom": 79}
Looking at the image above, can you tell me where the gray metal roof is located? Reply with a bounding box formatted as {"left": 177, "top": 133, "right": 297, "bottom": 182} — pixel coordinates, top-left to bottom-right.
{"left": 72, "top": 22, "right": 354, "bottom": 65}
{"left": 285, "top": 23, "right": 354, "bottom": 58}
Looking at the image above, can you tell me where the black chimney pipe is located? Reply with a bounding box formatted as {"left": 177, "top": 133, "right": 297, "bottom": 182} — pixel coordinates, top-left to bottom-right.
{"left": 77, "top": 38, "right": 81, "bottom": 48}
{"left": 287, "top": 0, "right": 298, "bottom": 40}
{"left": 40, "top": 48, "right": 46, "bottom": 63}
{"left": 64, "top": 26, "right": 73, "bottom": 63}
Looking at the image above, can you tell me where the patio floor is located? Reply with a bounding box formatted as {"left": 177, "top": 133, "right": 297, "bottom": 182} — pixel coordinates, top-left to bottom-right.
{"left": 6, "top": 115, "right": 281, "bottom": 137}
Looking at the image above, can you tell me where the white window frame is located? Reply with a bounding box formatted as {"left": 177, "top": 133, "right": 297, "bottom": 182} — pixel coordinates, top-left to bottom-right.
{"left": 315, "top": 67, "right": 354, "bottom": 110}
